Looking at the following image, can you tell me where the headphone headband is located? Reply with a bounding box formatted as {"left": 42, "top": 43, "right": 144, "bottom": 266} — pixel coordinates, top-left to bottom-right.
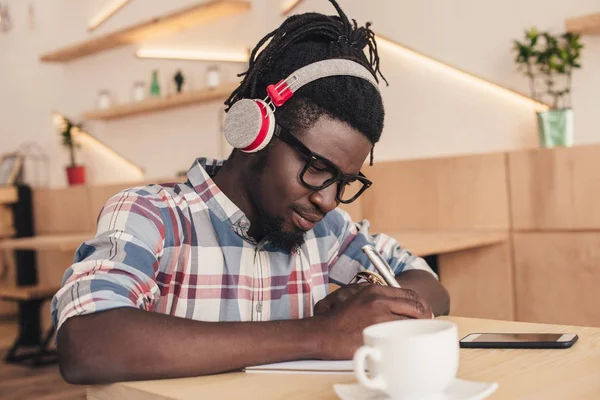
{"left": 224, "top": 58, "right": 380, "bottom": 153}
{"left": 266, "top": 59, "right": 380, "bottom": 107}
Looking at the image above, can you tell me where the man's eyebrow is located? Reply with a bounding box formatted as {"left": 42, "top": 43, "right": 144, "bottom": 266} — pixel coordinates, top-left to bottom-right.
{"left": 317, "top": 153, "right": 362, "bottom": 176}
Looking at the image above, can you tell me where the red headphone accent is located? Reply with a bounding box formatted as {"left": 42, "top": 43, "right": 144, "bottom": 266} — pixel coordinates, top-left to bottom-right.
{"left": 242, "top": 101, "right": 271, "bottom": 152}
{"left": 267, "top": 81, "right": 293, "bottom": 107}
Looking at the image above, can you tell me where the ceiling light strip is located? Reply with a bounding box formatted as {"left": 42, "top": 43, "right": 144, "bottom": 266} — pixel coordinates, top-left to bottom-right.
{"left": 88, "top": 0, "right": 132, "bottom": 32}
{"left": 375, "top": 35, "right": 550, "bottom": 111}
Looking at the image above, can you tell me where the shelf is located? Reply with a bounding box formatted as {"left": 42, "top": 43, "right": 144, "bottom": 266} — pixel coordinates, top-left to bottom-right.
{"left": 82, "top": 83, "right": 238, "bottom": 121}
{"left": 566, "top": 12, "right": 600, "bottom": 35}
{"left": 0, "top": 233, "right": 93, "bottom": 251}
{"left": 40, "top": 0, "right": 251, "bottom": 63}
{"left": 0, "top": 284, "right": 62, "bottom": 301}
{"left": 383, "top": 231, "right": 509, "bottom": 257}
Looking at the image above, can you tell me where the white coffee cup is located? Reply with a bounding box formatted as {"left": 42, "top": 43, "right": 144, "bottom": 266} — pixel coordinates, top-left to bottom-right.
{"left": 353, "top": 319, "right": 459, "bottom": 400}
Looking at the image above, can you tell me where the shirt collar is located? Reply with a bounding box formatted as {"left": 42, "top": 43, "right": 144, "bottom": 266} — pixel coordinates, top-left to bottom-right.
{"left": 186, "top": 158, "right": 252, "bottom": 237}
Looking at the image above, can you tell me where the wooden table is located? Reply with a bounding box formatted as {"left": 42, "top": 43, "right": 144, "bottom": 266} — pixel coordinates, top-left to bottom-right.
{"left": 86, "top": 316, "right": 600, "bottom": 400}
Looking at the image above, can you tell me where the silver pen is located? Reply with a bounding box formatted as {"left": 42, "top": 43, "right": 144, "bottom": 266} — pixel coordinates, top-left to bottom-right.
{"left": 361, "top": 245, "right": 402, "bottom": 288}
{"left": 361, "top": 244, "right": 435, "bottom": 319}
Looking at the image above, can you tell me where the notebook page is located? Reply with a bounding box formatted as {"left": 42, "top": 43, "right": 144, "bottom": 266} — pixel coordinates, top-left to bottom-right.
{"left": 245, "top": 359, "right": 354, "bottom": 374}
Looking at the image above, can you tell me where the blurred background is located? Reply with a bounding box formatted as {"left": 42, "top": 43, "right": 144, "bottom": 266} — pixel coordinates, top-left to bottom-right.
{"left": 0, "top": 0, "right": 598, "bottom": 186}
{"left": 0, "top": 0, "right": 598, "bottom": 397}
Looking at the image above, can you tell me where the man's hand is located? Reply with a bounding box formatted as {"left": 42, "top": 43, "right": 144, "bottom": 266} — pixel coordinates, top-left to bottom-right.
{"left": 314, "top": 285, "right": 433, "bottom": 359}
{"left": 314, "top": 283, "right": 370, "bottom": 315}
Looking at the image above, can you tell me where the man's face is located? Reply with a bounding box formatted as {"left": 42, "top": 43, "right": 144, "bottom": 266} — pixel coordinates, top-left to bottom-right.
{"left": 246, "top": 115, "right": 372, "bottom": 252}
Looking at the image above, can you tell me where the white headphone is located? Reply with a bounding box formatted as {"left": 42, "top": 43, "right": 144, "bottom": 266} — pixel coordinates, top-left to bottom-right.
{"left": 223, "top": 59, "right": 380, "bottom": 153}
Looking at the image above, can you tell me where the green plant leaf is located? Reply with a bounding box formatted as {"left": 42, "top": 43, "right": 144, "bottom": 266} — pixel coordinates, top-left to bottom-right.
{"left": 526, "top": 27, "right": 539, "bottom": 40}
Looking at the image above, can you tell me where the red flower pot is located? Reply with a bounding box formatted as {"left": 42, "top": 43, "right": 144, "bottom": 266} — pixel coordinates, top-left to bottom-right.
{"left": 66, "top": 165, "right": 86, "bottom": 186}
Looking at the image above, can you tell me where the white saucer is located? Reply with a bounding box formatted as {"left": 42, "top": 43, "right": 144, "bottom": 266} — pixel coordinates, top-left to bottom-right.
{"left": 334, "top": 379, "right": 498, "bottom": 400}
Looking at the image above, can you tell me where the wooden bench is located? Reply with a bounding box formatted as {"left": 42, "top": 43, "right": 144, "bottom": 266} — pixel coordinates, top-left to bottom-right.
{"left": 0, "top": 233, "right": 88, "bottom": 367}
{"left": 0, "top": 283, "right": 60, "bottom": 366}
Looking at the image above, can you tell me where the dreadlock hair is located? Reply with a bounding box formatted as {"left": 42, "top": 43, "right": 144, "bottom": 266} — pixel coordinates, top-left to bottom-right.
{"left": 224, "top": 0, "right": 387, "bottom": 165}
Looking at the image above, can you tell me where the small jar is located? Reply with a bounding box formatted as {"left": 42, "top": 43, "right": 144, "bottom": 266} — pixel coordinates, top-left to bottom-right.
{"left": 132, "top": 81, "right": 146, "bottom": 102}
{"left": 97, "top": 90, "right": 112, "bottom": 109}
{"left": 205, "top": 65, "right": 221, "bottom": 89}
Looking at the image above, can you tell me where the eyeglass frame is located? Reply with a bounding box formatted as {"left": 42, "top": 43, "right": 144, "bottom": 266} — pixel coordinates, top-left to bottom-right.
{"left": 273, "top": 123, "right": 373, "bottom": 204}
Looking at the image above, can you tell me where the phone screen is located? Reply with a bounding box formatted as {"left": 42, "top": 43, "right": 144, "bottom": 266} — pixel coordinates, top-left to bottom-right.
{"left": 472, "top": 333, "right": 563, "bottom": 343}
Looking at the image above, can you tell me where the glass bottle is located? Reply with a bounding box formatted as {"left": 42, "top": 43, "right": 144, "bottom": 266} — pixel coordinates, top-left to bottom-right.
{"left": 132, "top": 81, "right": 146, "bottom": 102}
{"left": 150, "top": 70, "right": 161, "bottom": 97}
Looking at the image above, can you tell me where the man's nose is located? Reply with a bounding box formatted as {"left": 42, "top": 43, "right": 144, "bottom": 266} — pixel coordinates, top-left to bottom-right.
{"left": 310, "top": 182, "right": 339, "bottom": 214}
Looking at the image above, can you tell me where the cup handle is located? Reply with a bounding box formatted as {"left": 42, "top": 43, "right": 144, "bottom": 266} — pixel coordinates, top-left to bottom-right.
{"left": 353, "top": 346, "right": 386, "bottom": 392}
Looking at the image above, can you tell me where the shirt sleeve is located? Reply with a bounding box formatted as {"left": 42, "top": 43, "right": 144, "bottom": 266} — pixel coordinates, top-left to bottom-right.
{"left": 325, "top": 208, "right": 438, "bottom": 286}
{"left": 51, "top": 189, "right": 165, "bottom": 332}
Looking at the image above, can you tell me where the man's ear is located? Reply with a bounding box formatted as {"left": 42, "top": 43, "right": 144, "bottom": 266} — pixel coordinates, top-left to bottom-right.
{"left": 235, "top": 144, "right": 272, "bottom": 176}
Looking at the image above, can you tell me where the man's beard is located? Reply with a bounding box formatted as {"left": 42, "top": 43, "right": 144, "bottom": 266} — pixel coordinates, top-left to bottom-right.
{"left": 259, "top": 208, "right": 306, "bottom": 253}
{"left": 248, "top": 147, "right": 306, "bottom": 253}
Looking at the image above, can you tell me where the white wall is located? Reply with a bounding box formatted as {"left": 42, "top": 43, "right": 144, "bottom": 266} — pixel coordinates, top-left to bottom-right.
{"left": 1, "top": 0, "right": 598, "bottom": 187}
{"left": 289, "top": 0, "right": 600, "bottom": 161}
{"left": 0, "top": 1, "right": 66, "bottom": 187}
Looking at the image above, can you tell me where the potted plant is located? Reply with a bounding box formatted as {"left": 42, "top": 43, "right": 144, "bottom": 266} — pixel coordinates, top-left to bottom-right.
{"left": 55, "top": 114, "right": 86, "bottom": 185}
{"left": 513, "top": 28, "right": 584, "bottom": 147}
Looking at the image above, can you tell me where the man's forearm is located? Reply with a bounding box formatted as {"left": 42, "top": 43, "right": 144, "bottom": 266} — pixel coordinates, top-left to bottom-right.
{"left": 58, "top": 308, "right": 324, "bottom": 385}
{"left": 396, "top": 269, "right": 450, "bottom": 316}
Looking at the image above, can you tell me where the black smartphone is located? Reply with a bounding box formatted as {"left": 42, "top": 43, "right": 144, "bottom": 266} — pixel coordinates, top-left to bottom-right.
{"left": 459, "top": 332, "right": 579, "bottom": 349}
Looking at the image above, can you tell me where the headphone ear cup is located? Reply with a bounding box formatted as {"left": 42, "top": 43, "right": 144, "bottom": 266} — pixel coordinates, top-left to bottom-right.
{"left": 223, "top": 99, "right": 275, "bottom": 153}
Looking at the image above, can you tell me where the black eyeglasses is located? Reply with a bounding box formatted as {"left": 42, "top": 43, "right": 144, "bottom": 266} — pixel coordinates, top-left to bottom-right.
{"left": 273, "top": 124, "right": 372, "bottom": 204}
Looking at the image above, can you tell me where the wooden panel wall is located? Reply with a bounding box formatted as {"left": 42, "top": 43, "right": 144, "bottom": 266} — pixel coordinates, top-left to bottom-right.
{"left": 438, "top": 242, "right": 515, "bottom": 321}
{"left": 32, "top": 187, "right": 94, "bottom": 234}
{"left": 33, "top": 178, "right": 179, "bottom": 235}
{"left": 513, "top": 232, "right": 600, "bottom": 327}
{"left": 508, "top": 145, "right": 600, "bottom": 327}
{"left": 509, "top": 144, "right": 600, "bottom": 230}
{"left": 361, "top": 153, "right": 510, "bottom": 232}
{"left": 338, "top": 198, "right": 363, "bottom": 222}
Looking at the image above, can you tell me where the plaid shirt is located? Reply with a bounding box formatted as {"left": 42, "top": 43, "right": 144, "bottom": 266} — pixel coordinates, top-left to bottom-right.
{"left": 52, "top": 158, "right": 436, "bottom": 331}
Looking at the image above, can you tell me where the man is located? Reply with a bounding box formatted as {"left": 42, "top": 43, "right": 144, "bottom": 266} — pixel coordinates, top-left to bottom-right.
{"left": 52, "top": 0, "right": 449, "bottom": 384}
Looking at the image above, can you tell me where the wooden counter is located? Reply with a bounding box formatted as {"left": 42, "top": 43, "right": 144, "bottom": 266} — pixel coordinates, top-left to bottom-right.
{"left": 0, "top": 233, "right": 92, "bottom": 252}
{"left": 387, "top": 231, "right": 508, "bottom": 257}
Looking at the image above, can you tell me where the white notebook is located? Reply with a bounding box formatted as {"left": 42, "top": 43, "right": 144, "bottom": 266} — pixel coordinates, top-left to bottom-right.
{"left": 245, "top": 359, "right": 354, "bottom": 374}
